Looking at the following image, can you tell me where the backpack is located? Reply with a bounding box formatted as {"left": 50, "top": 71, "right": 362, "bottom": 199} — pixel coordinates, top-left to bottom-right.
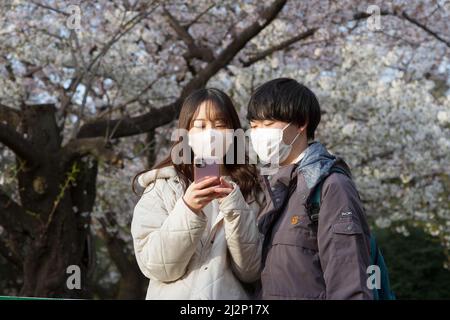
{"left": 306, "top": 166, "right": 396, "bottom": 300}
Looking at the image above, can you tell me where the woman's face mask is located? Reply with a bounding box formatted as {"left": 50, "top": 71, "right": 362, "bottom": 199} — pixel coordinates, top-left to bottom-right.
{"left": 249, "top": 122, "right": 300, "bottom": 165}
{"left": 188, "top": 128, "right": 234, "bottom": 160}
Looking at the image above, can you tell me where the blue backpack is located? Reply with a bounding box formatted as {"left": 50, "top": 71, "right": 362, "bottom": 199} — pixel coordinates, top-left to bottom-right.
{"left": 307, "top": 166, "right": 396, "bottom": 300}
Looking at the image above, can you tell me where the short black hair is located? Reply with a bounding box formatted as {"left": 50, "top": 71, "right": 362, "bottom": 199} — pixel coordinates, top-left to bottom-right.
{"left": 246, "top": 78, "right": 321, "bottom": 139}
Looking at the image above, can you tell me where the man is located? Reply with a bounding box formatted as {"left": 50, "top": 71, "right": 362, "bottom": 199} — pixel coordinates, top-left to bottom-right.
{"left": 247, "top": 78, "right": 373, "bottom": 299}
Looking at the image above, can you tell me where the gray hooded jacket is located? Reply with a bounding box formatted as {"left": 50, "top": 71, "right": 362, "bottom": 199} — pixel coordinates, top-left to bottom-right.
{"left": 257, "top": 141, "right": 373, "bottom": 300}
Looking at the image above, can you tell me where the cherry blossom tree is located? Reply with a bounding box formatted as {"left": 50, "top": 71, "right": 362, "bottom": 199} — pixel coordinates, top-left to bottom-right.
{"left": 0, "top": 0, "right": 449, "bottom": 298}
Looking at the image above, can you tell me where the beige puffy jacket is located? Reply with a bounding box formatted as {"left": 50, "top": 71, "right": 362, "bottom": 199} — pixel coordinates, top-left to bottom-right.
{"left": 131, "top": 166, "right": 263, "bottom": 299}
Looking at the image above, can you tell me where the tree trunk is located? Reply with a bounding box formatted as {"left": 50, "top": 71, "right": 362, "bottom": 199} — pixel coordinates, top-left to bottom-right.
{"left": 15, "top": 105, "right": 96, "bottom": 298}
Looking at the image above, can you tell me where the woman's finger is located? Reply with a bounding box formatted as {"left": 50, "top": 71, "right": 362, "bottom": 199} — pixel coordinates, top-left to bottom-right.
{"left": 197, "top": 195, "right": 217, "bottom": 205}
{"left": 219, "top": 177, "right": 233, "bottom": 189}
{"left": 213, "top": 187, "right": 233, "bottom": 195}
{"left": 194, "top": 176, "right": 220, "bottom": 190}
{"left": 196, "top": 185, "right": 221, "bottom": 196}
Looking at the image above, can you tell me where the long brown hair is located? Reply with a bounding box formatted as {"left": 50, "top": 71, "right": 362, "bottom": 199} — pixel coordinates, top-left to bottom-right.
{"left": 132, "top": 88, "right": 261, "bottom": 201}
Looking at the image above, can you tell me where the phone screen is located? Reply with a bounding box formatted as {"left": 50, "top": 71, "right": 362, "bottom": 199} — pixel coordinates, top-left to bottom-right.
{"left": 194, "top": 157, "right": 220, "bottom": 183}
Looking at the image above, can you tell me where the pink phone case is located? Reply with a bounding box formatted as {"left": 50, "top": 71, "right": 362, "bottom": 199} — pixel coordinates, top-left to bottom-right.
{"left": 194, "top": 158, "right": 220, "bottom": 183}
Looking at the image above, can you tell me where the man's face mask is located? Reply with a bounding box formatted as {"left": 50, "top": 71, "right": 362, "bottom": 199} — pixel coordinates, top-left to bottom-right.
{"left": 249, "top": 122, "right": 300, "bottom": 165}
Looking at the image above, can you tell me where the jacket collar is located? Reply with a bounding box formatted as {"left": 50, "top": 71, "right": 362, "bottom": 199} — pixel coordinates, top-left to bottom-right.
{"left": 137, "top": 166, "right": 178, "bottom": 187}
{"left": 263, "top": 141, "right": 352, "bottom": 191}
{"left": 296, "top": 141, "right": 351, "bottom": 190}
{"left": 265, "top": 164, "right": 297, "bottom": 188}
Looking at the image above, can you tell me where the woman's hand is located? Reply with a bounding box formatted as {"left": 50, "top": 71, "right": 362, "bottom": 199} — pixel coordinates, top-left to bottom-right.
{"left": 214, "top": 177, "right": 234, "bottom": 204}
{"left": 183, "top": 176, "right": 221, "bottom": 214}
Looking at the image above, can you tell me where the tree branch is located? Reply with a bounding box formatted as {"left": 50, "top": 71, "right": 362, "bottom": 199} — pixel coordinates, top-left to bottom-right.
{"left": 30, "top": 0, "right": 69, "bottom": 16}
{"left": 77, "top": 100, "right": 180, "bottom": 139}
{"left": 164, "top": 7, "right": 214, "bottom": 62}
{"left": 184, "top": 3, "right": 215, "bottom": 30}
{"left": 353, "top": 9, "right": 450, "bottom": 48}
{"left": 60, "top": 137, "right": 123, "bottom": 167}
{"left": 241, "top": 27, "right": 318, "bottom": 67}
{"left": 400, "top": 11, "right": 450, "bottom": 48}
{"left": 352, "top": 10, "right": 390, "bottom": 20}
{"left": 77, "top": 0, "right": 287, "bottom": 140}
{"left": 59, "top": 1, "right": 160, "bottom": 129}
{"left": 0, "top": 123, "right": 43, "bottom": 166}
{"left": 0, "top": 103, "right": 21, "bottom": 127}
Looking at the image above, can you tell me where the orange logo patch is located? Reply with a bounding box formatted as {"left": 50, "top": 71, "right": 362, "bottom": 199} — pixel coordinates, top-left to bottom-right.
{"left": 290, "top": 215, "right": 299, "bottom": 225}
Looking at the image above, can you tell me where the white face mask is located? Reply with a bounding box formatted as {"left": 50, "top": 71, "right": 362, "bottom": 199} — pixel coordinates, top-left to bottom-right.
{"left": 188, "top": 128, "right": 234, "bottom": 160}
{"left": 249, "top": 122, "right": 300, "bottom": 165}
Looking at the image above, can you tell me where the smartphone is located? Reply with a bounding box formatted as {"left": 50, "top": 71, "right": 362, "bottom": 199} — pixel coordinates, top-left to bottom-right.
{"left": 194, "top": 157, "right": 220, "bottom": 183}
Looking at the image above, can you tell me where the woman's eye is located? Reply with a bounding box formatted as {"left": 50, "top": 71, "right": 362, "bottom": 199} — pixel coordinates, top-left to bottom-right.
{"left": 215, "top": 122, "right": 226, "bottom": 128}
{"left": 193, "top": 122, "right": 204, "bottom": 128}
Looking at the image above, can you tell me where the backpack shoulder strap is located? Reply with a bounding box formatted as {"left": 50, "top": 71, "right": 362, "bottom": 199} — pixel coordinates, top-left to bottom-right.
{"left": 306, "top": 166, "right": 350, "bottom": 223}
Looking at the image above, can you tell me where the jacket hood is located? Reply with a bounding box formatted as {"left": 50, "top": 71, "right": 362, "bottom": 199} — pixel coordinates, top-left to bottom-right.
{"left": 137, "top": 166, "right": 177, "bottom": 187}
{"left": 296, "top": 141, "right": 351, "bottom": 189}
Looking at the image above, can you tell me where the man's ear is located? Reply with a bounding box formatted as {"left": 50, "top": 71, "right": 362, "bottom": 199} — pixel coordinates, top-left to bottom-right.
{"left": 298, "top": 123, "right": 308, "bottom": 134}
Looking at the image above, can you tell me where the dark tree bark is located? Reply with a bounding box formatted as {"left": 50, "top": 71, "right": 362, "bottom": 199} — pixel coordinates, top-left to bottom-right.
{"left": 0, "top": 105, "right": 98, "bottom": 298}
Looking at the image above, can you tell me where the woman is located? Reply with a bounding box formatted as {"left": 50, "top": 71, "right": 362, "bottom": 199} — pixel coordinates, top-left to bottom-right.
{"left": 131, "top": 88, "right": 263, "bottom": 300}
